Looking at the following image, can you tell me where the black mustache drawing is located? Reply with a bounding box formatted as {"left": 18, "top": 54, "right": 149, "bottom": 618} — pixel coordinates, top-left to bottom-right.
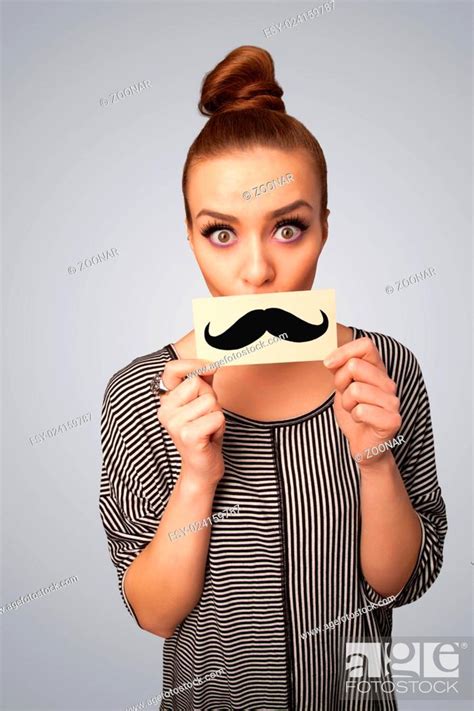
{"left": 204, "top": 307, "right": 329, "bottom": 350}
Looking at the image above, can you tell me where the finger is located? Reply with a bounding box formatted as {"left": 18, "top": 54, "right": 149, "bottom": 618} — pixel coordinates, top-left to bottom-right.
{"left": 162, "top": 367, "right": 222, "bottom": 407}
{"left": 161, "top": 359, "right": 220, "bottom": 390}
{"left": 181, "top": 411, "right": 226, "bottom": 448}
{"left": 324, "top": 336, "right": 385, "bottom": 371}
{"left": 211, "top": 415, "right": 226, "bottom": 445}
{"left": 171, "top": 392, "right": 221, "bottom": 427}
{"left": 333, "top": 358, "right": 397, "bottom": 395}
{"left": 341, "top": 381, "right": 400, "bottom": 414}
{"left": 350, "top": 403, "right": 402, "bottom": 431}
{"left": 161, "top": 372, "right": 215, "bottom": 409}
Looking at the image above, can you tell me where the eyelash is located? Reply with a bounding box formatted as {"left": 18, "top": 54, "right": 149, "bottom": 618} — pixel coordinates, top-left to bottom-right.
{"left": 199, "top": 215, "right": 310, "bottom": 244}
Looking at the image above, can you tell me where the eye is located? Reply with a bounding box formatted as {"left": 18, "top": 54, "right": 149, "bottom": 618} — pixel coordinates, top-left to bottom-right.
{"left": 210, "top": 229, "right": 236, "bottom": 246}
{"left": 200, "top": 222, "right": 237, "bottom": 247}
{"left": 273, "top": 216, "right": 309, "bottom": 243}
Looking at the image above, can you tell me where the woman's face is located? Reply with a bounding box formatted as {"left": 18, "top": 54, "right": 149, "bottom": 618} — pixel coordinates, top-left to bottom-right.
{"left": 186, "top": 147, "right": 329, "bottom": 296}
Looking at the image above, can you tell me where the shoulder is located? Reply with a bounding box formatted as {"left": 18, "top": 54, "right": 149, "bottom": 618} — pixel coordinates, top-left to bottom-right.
{"left": 100, "top": 345, "right": 174, "bottom": 496}
{"left": 352, "top": 326, "right": 423, "bottom": 395}
{"left": 102, "top": 344, "right": 173, "bottom": 411}
{"left": 100, "top": 346, "right": 174, "bottom": 508}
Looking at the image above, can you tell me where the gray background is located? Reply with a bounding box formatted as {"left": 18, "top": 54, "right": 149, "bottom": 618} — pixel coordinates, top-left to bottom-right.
{"left": 2, "top": 0, "right": 472, "bottom": 709}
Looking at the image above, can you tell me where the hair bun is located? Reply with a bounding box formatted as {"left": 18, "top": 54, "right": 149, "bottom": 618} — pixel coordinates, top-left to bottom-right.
{"left": 198, "top": 45, "right": 285, "bottom": 117}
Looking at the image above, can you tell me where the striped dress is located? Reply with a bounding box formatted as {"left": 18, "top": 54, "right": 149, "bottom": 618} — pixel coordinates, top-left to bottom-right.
{"left": 99, "top": 326, "right": 448, "bottom": 710}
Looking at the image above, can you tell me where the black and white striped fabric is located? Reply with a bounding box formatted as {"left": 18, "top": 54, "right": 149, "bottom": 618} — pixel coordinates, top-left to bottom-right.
{"left": 99, "top": 326, "right": 447, "bottom": 710}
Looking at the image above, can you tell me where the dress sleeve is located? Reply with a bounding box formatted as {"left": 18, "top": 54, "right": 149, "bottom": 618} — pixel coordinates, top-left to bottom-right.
{"left": 361, "top": 352, "right": 448, "bottom": 610}
{"left": 98, "top": 376, "right": 172, "bottom": 625}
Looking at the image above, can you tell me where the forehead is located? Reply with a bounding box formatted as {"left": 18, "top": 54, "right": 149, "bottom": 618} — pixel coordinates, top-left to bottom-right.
{"left": 187, "top": 147, "right": 320, "bottom": 214}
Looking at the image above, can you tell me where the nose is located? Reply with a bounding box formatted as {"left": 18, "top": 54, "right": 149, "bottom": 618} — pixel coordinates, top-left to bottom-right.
{"left": 240, "top": 235, "right": 275, "bottom": 289}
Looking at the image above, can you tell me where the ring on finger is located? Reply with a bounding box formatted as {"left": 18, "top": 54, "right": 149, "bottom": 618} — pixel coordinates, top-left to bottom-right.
{"left": 151, "top": 374, "right": 170, "bottom": 395}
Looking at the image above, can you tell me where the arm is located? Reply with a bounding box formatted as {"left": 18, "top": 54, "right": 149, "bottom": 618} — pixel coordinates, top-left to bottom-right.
{"left": 124, "top": 471, "right": 217, "bottom": 637}
{"left": 324, "top": 336, "right": 448, "bottom": 610}
{"left": 359, "top": 451, "right": 423, "bottom": 598}
{"left": 99, "top": 358, "right": 225, "bottom": 638}
{"left": 359, "top": 356, "right": 447, "bottom": 609}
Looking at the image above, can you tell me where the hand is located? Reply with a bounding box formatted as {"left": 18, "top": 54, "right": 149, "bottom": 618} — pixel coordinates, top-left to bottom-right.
{"left": 323, "top": 337, "right": 401, "bottom": 467}
{"left": 157, "top": 360, "right": 226, "bottom": 487}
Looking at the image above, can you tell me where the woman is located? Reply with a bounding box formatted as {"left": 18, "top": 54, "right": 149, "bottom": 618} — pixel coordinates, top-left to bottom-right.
{"left": 99, "top": 46, "right": 447, "bottom": 710}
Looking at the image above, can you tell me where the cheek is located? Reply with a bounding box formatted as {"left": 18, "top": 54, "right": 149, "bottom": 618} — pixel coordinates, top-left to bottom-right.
{"left": 277, "top": 239, "right": 319, "bottom": 268}
{"left": 193, "top": 245, "right": 236, "bottom": 284}
{"left": 275, "top": 243, "right": 319, "bottom": 287}
{"left": 296, "top": 253, "right": 319, "bottom": 278}
{"left": 300, "top": 234, "right": 323, "bottom": 267}
{"left": 192, "top": 240, "right": 214, "bottom": 266}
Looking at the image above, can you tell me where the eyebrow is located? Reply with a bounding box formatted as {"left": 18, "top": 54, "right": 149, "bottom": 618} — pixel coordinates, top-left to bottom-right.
{"left": 195, "top": 199, "right": 314, "bottom": 223}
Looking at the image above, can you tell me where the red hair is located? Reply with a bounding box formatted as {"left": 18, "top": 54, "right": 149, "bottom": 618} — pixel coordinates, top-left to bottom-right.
{"left": 182, "top": 45, "right": 328, "bottom": 225}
